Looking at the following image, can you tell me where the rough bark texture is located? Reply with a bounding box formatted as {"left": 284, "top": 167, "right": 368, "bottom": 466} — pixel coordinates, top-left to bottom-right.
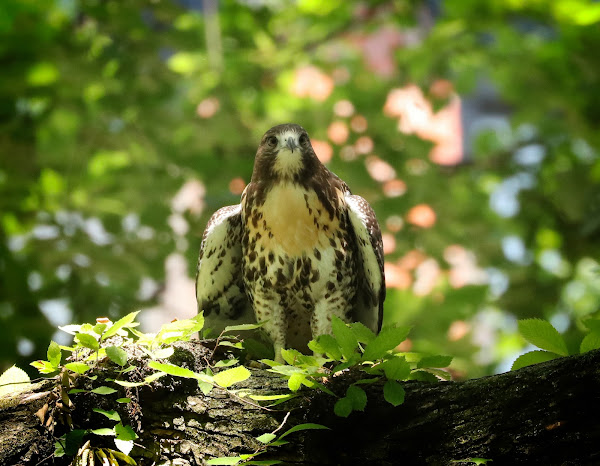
{"left": 1, "top": 342, "right": 599, "bottom": 466}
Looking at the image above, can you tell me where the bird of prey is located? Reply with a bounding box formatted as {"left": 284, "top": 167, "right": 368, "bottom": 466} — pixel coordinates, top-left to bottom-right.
{"left": 196, "top": 123, "right": 385, "bottom": 361}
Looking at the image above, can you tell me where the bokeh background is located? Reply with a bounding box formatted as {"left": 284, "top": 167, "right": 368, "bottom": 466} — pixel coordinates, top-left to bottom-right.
{"left": 2, "top": 0, "right": 599, "bottom": 378}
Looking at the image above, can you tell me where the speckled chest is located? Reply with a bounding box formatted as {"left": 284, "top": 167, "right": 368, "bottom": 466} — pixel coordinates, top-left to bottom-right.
{"left": 241, "top": 183, "right": 357, "bottom": 307}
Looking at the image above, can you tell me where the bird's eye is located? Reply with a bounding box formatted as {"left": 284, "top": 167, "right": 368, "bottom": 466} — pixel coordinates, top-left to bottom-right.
{"left": 299, "top": 134, "right": 309, "bottom": 146}
{"left": 266, "top": 136, "right": 278, "bottom": 147}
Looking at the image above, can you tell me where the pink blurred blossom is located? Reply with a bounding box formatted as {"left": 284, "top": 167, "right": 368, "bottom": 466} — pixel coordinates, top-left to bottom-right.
{"left": 327, "top": 121, "right": 350, "bottom": 145}
{"left": 292, "top": 65, "right": 334, "bottom": 101}
{"left": 311, "top": 139, "right": 333, "bottom": 164}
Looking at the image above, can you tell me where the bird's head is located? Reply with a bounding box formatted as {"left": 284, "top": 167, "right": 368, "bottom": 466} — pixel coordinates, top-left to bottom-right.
{"left": 251, "top": 123, "right": 321, "bottom": 184}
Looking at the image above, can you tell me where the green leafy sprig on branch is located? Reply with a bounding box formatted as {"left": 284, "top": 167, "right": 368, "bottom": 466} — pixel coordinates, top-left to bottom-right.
{"left": 2, "top": 311, "right": 453, "bottom": 465}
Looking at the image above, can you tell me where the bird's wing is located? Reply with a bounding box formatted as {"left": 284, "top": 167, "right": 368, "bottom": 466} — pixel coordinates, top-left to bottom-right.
{"left": 345, "top": 194, "right": 386, "bottom": 333}
{"left": 196, "top": 204, "right": 255, "bottom": 335}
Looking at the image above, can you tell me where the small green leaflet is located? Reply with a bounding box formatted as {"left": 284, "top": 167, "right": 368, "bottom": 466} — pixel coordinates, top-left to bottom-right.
{"left": 93, "top": 408, "right": 121, "bottom": 422}
{"left": 287, "top": 373, "right": 305, "bottom": 391}
{"left": 213, "top": 365, "right": 251, "bottom": 388}
{"left": 206, "top": 457, "right": 243, "bottom": 465}
{"left": 152, "top": 346, "right": 175, "bottom": 359}
{"left": 75, "top": 333, "right": 100, "bottom": 351}
{"left": 312, "top": 334, "right": 342, "bottom": 360}
{"left": 518, "top": 319, "right": 568, "bottom": 356}
{"left": 349, "top": 322, "right": 375, "bottom": 344}
{"left": 383, "top": 380, "right": 405, "bottom": 407}
{"left": 380, "top": 356, "right": 411, "bottom": 381}
{"left": 345, "top": 385, "right": 367, "bottom": 411}
{"left": 102, "top": 311, "right": 141, "bottom": 340}
{"left": 361, "top": 325, "right": 410, "bottom": 362}
{"left": 331, "top": 316, "right": 358, "bottom": 359}
{"left": 106, "top": 346, "right": 128, "bottom": 366}
{"left": 256, "top": 433, "right": 276, "bottom": 444}
{"left": 116, "top": 398, "right": 131, "bottom": 404}
{"left": 31, "top": 360, "right": 59, "bottom": 374}
{"left": 47, "top": 341, "right": 62, "bottom": 367}
{"left": 91, "top": 386, "right": 118, "bottom": 395}
{"left": 334, "top": 397, "right": 353, "bottom": 417}
{"left": 580, "top": 331, "right": 600, "bottom": 353}
{"left": 115, "top": 423, "right": 138, "bottom": 440}
{"left": 511, "top": 350, "right": 559, "bottom": 371}
{"left": 417, "top": 355, "right": 453, "bottom": 369}
{"left": 147, "top": 361, "right": 200, "bottom": 379}
{"left": 223, "top": 322, "right": 265, "bottom": 332}
{"left": 64, "top": 362, "right": 90, "bottom": 374}
{"left": 278, "top": 423, "right": 329, "bottom": 439}
{"left": 90, "top": 427, "right": 115, "bottom": 436}
{"left": 248, "top": 394, "right": 295, "bottom": 401}
{"left": 114, "top": 438, "right": 134, "bottom": 456}
{"left": 215, "top": 358, "right": 240, "bottom": 368}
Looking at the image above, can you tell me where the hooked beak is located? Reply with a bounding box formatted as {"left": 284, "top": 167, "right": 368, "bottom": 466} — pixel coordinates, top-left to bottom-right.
{"left": 285, "top": 136, "right": 299, "bottom": 153}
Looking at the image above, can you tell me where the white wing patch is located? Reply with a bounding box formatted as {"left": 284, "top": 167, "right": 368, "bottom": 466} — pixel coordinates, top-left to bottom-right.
{"left": 196, "top": 204, "right": 254, "bottom": 334}
{"left": 346, "top": 194, "right": 385, "bottom": 332}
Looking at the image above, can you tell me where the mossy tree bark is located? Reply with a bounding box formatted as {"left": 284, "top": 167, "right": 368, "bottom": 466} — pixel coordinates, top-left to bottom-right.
{"left": 1, "top": 343, "right": 599, "bottom": 465}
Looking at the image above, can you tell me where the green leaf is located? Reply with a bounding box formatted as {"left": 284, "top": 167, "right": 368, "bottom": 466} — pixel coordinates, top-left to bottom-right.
{"left": 116, "top": 398, "right": 131, "bottom": 404}
{"left": 93, "top": 323, "right": 107, "bottom": 335}
{"left": 115, "top": 423, "right": 138, "bottom": 441}
{"left": 417, "top": 355, "right": 453, "bottom": 369}
{"left": 361, "top": 325, "right": 410, "bottom": 362}
{"left": 75, "top": 333, "right": 100, "bottom": 351}
{"left": 106, "top": 346, "right": 128, "bottom": 366}
{"left": 213, "top": 365, "right": 251, "bottom": 388}
{"left": 580, "top": 331, "right": 600, "bottom": 353}
{"left": 383, "top": 380, "right": 405, "bottom": 407}
{"left": 312, "top": 334, "right": 342, "bottom": 360}
{"left": 331, "top": 316, "right": 358, "bottom": 359}
{"left": 215, "top": 359, "right": 240, "bottom": 368}
{"left": 278, "top": 423, "right": 329, "bottom": 439}
{"left": 91, "top": 386, "right": 118, "bottom": 395}
{"left": 287, "top": 372, "right": 304, "bottom": 392}
{"left": 199, "top": 379, "right": 214, "bottom": 395}
{"left": 147, "top": 361, "right": 200, "bottom": 379}
{"left": 380, "top": 356, "right": 411, "bottom": 381}
{"left": 90, "top": 427, "right": 116, "bottom": 436}
{"left": 64, "top": 362, "right": 91, "bottom": 374}
{"left": 249, "top": 394, "right": 295, "bottom": 401}
{"left": 223, "top": 322, "right": 264, "bottom": 332}
{"left": 114, "top": 380, "right": 148, "bottom": 388}
{"left": 256, "top": 433, "right": 276, "bottom": 444}
{"left": 206, "top": 457, "right": 243, "bottom": 465}
{"left": 280, "top": 348, "right": 303, "bottom": 365}
{"left": 30, "top": 360, "right": 59, "bottom": 374}
{"left": 93, "top": 408, "right": 121, "bottom": 422}
{"left": 345, "top": 385, "right": 367, "bottom": 411}
{"left": 103, "top": 311, "right": 141, "bottom": 340}
{"left": 583, "top": 318, "right": 600, "bottom": 333}
{"left": 152, "top": 346, "right": 175, "bottom": 359}
{"left": 511, "top": 350, "right": 560, "bottom": 371}
{"left": 349, "top": 322, "right": 376, "bottom": 344}
{"left": 114, "top": 438, "right": 134, "bottom": 456}
{"left": 47, "top": 341, "right": 62, "bottom": 368}
{"left": 518, "top": 319, "right": 568, "bottom": 356}
{"left": 0, "top": 366, "right": 31, "bottom": 397}
{"left": 334, "top": 397, "right": 353, "bottom": 417}
{"left": 64, "top": 429, "right": 86, "bottom": 456}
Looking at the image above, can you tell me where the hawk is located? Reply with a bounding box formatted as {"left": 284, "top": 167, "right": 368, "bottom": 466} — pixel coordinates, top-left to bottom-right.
{"left": 196, "top": 123, "right": 385, "bottom": 361}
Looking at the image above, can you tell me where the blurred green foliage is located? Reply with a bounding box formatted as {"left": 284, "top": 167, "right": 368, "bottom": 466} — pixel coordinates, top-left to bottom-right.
{"left": 1, "top": 0, "right": 599, "bottom": 378}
